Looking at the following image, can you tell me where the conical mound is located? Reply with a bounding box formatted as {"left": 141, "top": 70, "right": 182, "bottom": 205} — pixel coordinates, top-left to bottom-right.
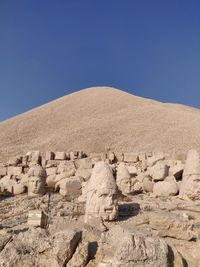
{"left": 0, "top": 86, "right": 200, "bottom": 161}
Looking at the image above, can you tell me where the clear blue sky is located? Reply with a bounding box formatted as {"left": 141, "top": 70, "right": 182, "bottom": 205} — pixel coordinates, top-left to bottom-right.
{"left": 0, "top": 0, "right": 200, "bottom": 120}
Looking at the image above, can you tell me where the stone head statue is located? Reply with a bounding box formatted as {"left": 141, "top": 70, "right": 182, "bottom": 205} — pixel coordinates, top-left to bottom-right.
{"left": 180, "top": 149, "right": 200, "bottom": 200}
{"left": 116, "top": 163, "right": 132, "bottom": 195}
{"left": 28, "top": 164, "right": 47, "bottom": 197}
{"left": 85, "top": 161, "right": 118, "bottom": 223}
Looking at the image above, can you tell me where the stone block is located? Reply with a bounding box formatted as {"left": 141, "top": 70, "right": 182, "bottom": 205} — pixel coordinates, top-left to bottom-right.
{"left": 0, "top": 167, "right": 7, "bottom": 177}
{"left": 27, "top": 209, "right": 48, "bottom": 228}
{"left": 7, "top": 166, "right": 23, "bottom": 176}
{"left": 114, "top": 152, "right": 124, "bottom": 162}
{"left": 124, "top": 153, "right": 139, "bottom": 163}
{"left": 45, "top": 151, "right": 55, "bottom": 161}
{"left": 55, "top": 152, "right": 67, "bottom": 160}
{"left": 74, "top": 158, "right": 92, "bottom": 169}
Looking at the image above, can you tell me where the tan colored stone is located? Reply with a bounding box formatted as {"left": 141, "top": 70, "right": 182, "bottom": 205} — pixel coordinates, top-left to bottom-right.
{"left": 7, "top": 166, "right": 22, "bottom": 176}
{"left": 85, "top": 162, "right": 118, "bottom": 223}
{"left": 56, "top": 176, "right": 82, "bottom": 198}
{"left": 45, "top": 151, "right": 55, "bottom": 160}
{"left": 148, "top": 162, "right": 169, "bottom": 181}
{"left": 149, "top": 212, "right": 196, "bottom": 240}
{"left": 0, "top": 167, "right": 7, "bottom": 177}
{"left": 153, "top": 179, "right": 178, "bottom": 197}
{"left": 147, "top": 152, "right": 165, "bottom": 167}
{"left": 99, "top": 224, "right": 170, "bottom": 267}
{"left": 124, "top": 153, "right": 139, "bottom": 163}
{"left": 28, "top": 164, "right": 47, "bottom": 197}
{"left": 55, "top": 152, "right": 67, "bottom": 160}
{"left": 74, "top": 158, "right": 92, "bottom": 169}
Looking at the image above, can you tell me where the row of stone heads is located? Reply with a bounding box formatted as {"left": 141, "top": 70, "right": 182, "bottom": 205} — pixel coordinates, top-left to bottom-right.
{"left": 1, "top": 149, "right": 200, "bottom": 209}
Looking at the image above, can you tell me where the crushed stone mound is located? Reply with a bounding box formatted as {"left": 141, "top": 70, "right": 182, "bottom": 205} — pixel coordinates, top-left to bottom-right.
{"left": 1, "top": 86, "right": 200, "bottom": 161}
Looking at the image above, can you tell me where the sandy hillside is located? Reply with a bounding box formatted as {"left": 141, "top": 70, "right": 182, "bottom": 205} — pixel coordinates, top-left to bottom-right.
{"left": 0, "top": 86, "right": 200, "bottom": 161}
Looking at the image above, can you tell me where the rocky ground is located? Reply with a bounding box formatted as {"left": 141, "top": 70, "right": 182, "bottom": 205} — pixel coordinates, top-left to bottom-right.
{"left": 1, "top": 192, "right": 200, "bottom": 266}
{"left": 1, "top": 149, "right": 200, "bottom": 266}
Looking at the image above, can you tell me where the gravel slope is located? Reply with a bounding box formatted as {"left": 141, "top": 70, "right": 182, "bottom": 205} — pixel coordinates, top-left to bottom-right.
{"left": 0, "top": 86, "right": 200, "bottom": 161}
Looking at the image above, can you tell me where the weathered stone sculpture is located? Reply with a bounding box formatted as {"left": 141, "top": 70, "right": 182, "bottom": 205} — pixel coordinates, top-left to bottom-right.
{"left": 116, "top": 163, "right": 132, "bottom": 195}
{"left": 28, "top": 164, "right": 47, "bottom": 197}
{"left": 85, "top": 161, "right": 118, "bottom": 224}
{"left": 179, "top": 149, "right": 200, "bottom": 200}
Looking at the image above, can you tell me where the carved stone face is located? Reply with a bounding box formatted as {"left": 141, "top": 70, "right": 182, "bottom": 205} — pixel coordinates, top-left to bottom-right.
{"left": 28, "top": 165, "right": 46, "bottom": 197}
{"left": 117, "top": 177, "right": 132, "bottom": 195}
{"left": 116, "top": 163, "right": 132, "bottom": 195}
{"left": 85, "top": 162, "right": 118, "bottom": 223}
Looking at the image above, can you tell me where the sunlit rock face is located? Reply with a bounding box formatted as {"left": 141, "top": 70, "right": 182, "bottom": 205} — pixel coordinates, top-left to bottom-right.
{"left": 28, "top": 164, "right": 47, "bottom": 197}
{"left": 180, "top": 149, "right": 200, "bottom": 200}
{"left": 85, "top": 161, "right": 118, "bottom": 224}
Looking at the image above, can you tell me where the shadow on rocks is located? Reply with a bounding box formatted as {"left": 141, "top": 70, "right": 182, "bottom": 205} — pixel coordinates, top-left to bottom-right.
{"left": 118, "top": 202, "right": 140, "bottom": 221}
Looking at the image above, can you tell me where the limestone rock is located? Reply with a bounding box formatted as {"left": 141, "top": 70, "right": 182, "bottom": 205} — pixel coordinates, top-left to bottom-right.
{"left": 0, "top": 228, "right": 81, "bottom": 267}
{"left": 45, "top": 151, "right": 55, "bottom": 161}
{"left": 147, "top": 152, "right": 165, "bottom": 167}
{"left": 0, "top": 167, "right": 7, "bottom": 177}
{"left": 55, "top": 152, "right": 67, "bottom": 160}
{"left": 7, "top": 167, "right": 22, "bottom": 176}
{"left": 98, "top": 224, "right": 170, "bottom": 267}
{"left": 153, "top": 179, "right": 178, "bottom": 197}
{"left": 27, "top": 151, "right": 42, "bottom": 165}
{"left": 148, "top": 212, "right": 196, "bottom": 240}
{"left": 56, "top": 176, "right": 82, "bottom": 198}
{"left": 124, "top": 153, "right": 139, "bottom": 163}
{"left": 148, "top": 162, "right": 169, "bottom": 181}
{"left": 74, "top": 158, "right": 92, "bottom": 169}
{"left": 114, "top": 152, "right": 124, "bottom": 162}
{"left": 75, "top": 168, "right": 92, "bottom": 181}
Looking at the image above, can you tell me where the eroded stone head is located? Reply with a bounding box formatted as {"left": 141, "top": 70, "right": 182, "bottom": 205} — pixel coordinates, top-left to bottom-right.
{"left": 85, "top": 161, "right": 118, "bottom": 223}
{"left": 116, "top": 163, "right": 132, "bottom": 195}
{"left": 28, "top": 164, "right": 47, "bottom": 197}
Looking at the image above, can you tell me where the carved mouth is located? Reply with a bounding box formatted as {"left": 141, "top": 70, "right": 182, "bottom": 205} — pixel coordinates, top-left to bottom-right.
{"left": 104, "top": 207, "right": 114, "bottom": 213}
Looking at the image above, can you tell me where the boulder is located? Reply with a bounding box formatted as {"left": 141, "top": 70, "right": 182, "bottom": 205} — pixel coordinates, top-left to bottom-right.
{"left": 56, "top": 176, "right": 82, "bottom": 198}
{"left": 75, "top": 168, "right": 92, "bottom": 181}
{"left": 98, "top": 224, "right": 170, "bottom": 267}
{"left": 147, "top": 152, "right": 165, "bottom": 167}
{"left": 74, "top": 158, "right": 92, "bottom": 169}
{"left": 148, "top": 162, "right": 169, "bottom": 181}
{"left": 148, "top": 212, "right": 196, "bottom": 240}
{"left": 153, "top": 179, "right": 178, "bottom": 197}
{"left": 0, "top": 227, "right": 81, "bottom": 267}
